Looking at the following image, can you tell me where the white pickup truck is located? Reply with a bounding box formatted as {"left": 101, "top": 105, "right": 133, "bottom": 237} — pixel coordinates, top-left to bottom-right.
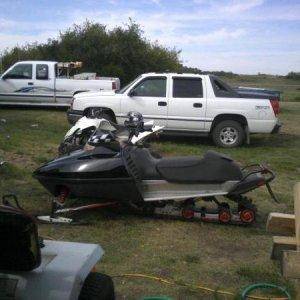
{"left": 68, "top": 73, "right": 281, "bottom": 147}
{"left": 0, "top": 61, "right": 120, "bottom": 107}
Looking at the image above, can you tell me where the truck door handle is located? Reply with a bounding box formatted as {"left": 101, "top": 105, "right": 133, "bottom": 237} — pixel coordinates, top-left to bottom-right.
{"left": 193, "top": 103, "right": 202, "bottom": 108}
{"left": 158, "top": 101, "right": 167, "bottom": 106}
{"left": 28, "top": 82, "right": 34, "bottom": 86}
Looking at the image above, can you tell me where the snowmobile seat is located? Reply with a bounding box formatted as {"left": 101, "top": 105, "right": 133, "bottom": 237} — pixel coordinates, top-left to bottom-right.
{"left": 125, "top": 148, "right": 243, "bottom": 183}
{"left": 156, "top": 151, "right": 243, "bottom": 183}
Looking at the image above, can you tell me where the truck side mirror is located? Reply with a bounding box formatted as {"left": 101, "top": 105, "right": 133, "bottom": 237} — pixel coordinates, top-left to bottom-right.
{"left": 129, "top": 90, "right": 137, "bottom": 97}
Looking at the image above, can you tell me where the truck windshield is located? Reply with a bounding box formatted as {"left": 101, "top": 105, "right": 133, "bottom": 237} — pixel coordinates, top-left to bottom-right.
{"left": 116, "top": 76, "right": 142, "bottom": 94}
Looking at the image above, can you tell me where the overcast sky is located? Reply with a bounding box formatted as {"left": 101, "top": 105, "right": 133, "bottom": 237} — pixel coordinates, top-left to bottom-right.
{"left": 0, "top": 0, "right": 299, "bottom": 75}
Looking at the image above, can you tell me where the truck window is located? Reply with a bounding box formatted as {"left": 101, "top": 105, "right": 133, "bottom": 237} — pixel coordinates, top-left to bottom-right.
{"left": 5, "top": 64, "right": 32, "bottom": 79}
{"left": 173, "top": 77, "right": 203, "bottom": 98}
{"left": 210, "top": 76, "right": 239, "bottom": 98}
{"left": 36, "top": 64, "right": 49, "bottom": 80}
{"left": 214, "top": 79, "right": 228, "bottom": 92}
{"left": 131, "top": 77, "right": 166, "bottom": 97}
{"left": 116, "top": 76, "right": 142, "bottom": 94}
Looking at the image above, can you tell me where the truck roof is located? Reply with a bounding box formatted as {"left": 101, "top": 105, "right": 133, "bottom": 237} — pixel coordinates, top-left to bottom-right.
{"left": 142, "top": 72, "right": 208, "bottom": 77}
{"left": 17, "top": 60, "right": 57, "bottom": 65}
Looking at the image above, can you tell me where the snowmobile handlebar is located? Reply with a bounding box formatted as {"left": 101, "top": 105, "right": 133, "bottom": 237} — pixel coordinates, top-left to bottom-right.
{"left": 241, "top": 164, "right": 278, "bottom": 203}
{"left": 241, "top": 164, "right": 275, "bottom": 183}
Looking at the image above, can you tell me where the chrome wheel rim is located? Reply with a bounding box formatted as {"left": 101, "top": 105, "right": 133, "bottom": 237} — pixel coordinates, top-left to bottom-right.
{"left": 220, "top": 127, "right": 238, "bottom": 145}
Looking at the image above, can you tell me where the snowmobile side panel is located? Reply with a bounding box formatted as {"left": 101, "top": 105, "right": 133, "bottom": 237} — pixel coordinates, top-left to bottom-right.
{"left": 33, "top": 149, "right": 142, "bottom": 202}
{"left": 141, "top": 180, "right": 239, "bottom": 201}
{"left": 36, "top": 175, "right": 140, "bottom": 202}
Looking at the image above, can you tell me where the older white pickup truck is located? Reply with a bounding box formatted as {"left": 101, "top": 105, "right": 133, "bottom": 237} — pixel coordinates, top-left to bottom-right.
{"left": 68, "top": 73, "right": 281, "bottom": 147}
{"left": 0, "top": 61, "right": 120, "bottom": 107}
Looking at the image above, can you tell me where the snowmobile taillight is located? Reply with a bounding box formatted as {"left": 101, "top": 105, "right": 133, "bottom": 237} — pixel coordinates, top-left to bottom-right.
{"left": 58, "top": 187, "right": 70, "bottom": 204}
{"left": 257, "top": 179, "right": 265, "bottom": 187}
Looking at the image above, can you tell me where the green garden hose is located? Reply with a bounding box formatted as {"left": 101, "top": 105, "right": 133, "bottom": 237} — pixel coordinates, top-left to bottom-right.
{"left": 112, "top": 273, "right": 292, "bottom": 300}
{"left": 241, "top": 283, "right": 291, "bottom": 300}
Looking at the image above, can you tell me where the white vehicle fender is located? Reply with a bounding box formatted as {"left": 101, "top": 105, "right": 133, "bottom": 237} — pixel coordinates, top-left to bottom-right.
{"left": 207, "top": 109, "right": 248, "bottom": 132}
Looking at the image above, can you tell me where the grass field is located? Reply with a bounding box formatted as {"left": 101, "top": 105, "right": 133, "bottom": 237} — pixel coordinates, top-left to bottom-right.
{"left": 220, "top": 74, "right": 300, "bottom": 102}
{"left": 0, "top": 103, "right": 300, "bottom": 299}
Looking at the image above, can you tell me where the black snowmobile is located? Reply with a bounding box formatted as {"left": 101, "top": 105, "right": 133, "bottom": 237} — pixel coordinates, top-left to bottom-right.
{"left": 33, "top": 112, "right": 277, "bottom": 225}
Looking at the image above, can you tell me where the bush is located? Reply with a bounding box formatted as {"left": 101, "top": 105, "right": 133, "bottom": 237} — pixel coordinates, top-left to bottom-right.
{"left": 1, "top": 20, "right": 181, "bottom": 85}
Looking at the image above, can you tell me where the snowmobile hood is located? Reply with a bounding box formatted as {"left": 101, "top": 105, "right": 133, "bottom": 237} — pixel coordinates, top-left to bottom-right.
{"left": 33, "top": 146, "right": 120, "bottom": 178}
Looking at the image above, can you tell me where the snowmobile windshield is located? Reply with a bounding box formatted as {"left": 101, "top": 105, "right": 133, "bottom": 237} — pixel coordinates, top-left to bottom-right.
{"left": 131, "top": 125, "right": 164, "bottom": 144}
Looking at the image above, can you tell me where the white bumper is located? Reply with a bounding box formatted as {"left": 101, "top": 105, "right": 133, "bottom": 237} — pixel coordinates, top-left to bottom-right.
{"left": 248, "top": 118, "right": 280, "bottom": 133}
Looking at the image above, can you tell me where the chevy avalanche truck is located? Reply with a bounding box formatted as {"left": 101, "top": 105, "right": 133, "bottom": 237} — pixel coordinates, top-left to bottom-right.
{"left": 68, "top": 73, "right": 281, "bottom": 147}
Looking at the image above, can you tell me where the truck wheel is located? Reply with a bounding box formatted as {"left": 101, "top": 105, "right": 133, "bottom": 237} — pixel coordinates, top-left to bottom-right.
{"left": 78, "top": 272, "right": 115, "bottom": 300}
{"left": 212, "top": 120, "right": 245, "bottom": 148}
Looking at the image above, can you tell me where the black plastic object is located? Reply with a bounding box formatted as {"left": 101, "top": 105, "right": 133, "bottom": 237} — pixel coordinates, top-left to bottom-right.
{"left": 79, "top": 272, "right": 115, "bottom": 300}
{"left": 0, "top": 195, "right": 41, "bottom": 271}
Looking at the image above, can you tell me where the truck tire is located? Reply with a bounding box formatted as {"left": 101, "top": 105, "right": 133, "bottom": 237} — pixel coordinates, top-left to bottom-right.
{"left": 212, "top": 120, "right": 245, "bottom": 148}
{"left": 78, "top": 272, "right": 115, "bottom": 300}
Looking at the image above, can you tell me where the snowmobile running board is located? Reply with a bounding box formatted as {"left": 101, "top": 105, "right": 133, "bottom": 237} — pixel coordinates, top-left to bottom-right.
{"left": 37, "top": 202, "right": 118, "bottom": 225}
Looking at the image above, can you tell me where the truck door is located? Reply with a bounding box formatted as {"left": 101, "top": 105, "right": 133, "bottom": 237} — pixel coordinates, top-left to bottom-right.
{"left": 34, "top": 63, "right": 54, "bottom": 103}
{"left": 122, "top": 76, "right": 168, "bottom": 126}
{"left": 167, "top": 77, "right": 207, "bottom": 130}
{"left": 0, "top": 63, "right": 34, "bottom": 103}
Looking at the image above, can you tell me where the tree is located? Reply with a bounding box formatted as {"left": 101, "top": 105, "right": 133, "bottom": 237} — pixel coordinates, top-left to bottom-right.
{"left": 286, "top": 72, "right": 300, "bottom": 80}
{"left": 1, "top": 20, "right": 181, "bottom": 85}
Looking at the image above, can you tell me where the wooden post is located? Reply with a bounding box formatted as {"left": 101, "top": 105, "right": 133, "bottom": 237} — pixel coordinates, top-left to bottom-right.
{"left": 266, "top": 213, "right": 295, "bottom": 235}
{"left": 295, "top": 182, "right": 300, "bottom": 251}
{"left": 281, "top": 183, "right": 300, "bottom": 282}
